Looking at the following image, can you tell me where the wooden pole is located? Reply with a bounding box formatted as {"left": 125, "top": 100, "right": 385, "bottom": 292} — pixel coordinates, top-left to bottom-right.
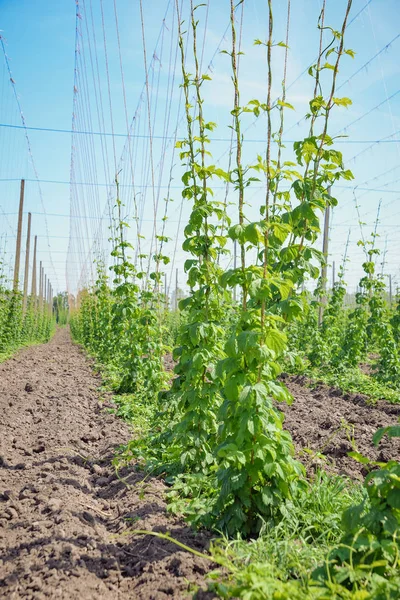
{"left": 23, "top": 212, "right": 32, "bottom": 312}
{"left": 39, "top": 262, "right": 43, "bottom": 309}
{"left": 332, "top": 260, "right": 336, "bottom": 288}
{"left": 318, "top": 187, "right": 331, "bottom": 326}
{"left": 389, "top": 274, "right": 393, "bottom": 307}
{"left": 13, "top": 179, "right": 25, "bottom": 291}
{"left": 44, "top": 274, "right": 47, "bottom": 307}
{"left": 31, "top": 235, "right": 37, "bottom": 298}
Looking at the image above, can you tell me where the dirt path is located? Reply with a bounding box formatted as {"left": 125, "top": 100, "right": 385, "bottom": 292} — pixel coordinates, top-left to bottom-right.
{"left": 0, "top": 329, "right": 213, "bottom": 600}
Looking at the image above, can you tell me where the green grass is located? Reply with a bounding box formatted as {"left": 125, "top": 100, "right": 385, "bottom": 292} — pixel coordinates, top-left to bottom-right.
{"left": 0, "top": 326, "right": 56, "bottom": 364}
{"left": 183, "top": 472, "right": 364, "bottom": 599}
{"left": 111, "top": 392, "right": 157, "bottom": 435}
{"left": 308, "top": 366, "right": 400, "bottom": 404}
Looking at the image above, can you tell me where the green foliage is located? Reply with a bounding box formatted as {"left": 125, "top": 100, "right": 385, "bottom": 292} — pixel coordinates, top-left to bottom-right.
{"left": 205, "top": 472, "right": 365, "bottom": 599}
{"left": 203, "top": 0, "right": 356, "bottom": 535}
{"left": 0, "top": 280, "right": 55, "bottom": 361}
{"left": 112, "top": 392, "right": 157, "bottom": 436}
{"left": 115, "top": 0, "right": 361, "bottom": 539}
{"left": 390, "top": 296, "right": 400, "bottom": 344}
{"left": 312, "top": 425, "right": 400, "bottom": 599}
{"left": 70, "top": 192, "right": 168, "bottom": 404}
{"left": 53, "top": 292, "right": 69, "bottom": 325}
{"left": 137, "top": 6, "right": 232, "bottom": 475}
{"left": 163, "top": 309, "right": 183, "bottom": 349}
{"left": 205, "top": 426, "right": 400, "bottom": 600}
{"left": 288, "top": 241, "right": 400, "bottom": 400}
{"left": 308, "top": 270, "right": 348, "bottom": 369}
{"left": 365, "top": 268, "right": 400, "bottom": 387}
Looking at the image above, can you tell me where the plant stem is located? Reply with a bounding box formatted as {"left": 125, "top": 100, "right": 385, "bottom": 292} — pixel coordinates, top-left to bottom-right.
{"left": 229, "top": 0, "right": 247, "bottom": 310}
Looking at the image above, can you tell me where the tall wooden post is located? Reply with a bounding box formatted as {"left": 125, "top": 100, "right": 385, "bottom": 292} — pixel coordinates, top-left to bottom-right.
{"left": 13, "top": 179, "right": 25, "bottom": 291}
{"left": 23, "top": 212, "right": 32, "bottom": 312}
{"left": 318, "top": 187, "right": 331, "bottom": 326}
{"left": 39, "top": 261, "right": 43, "bottom": 309}
{"left": 44, "top": 274, "right": 47, "bottom": 307}
{"left": 389, "top": 274, "right": 393, "bottom": 307}
{"left": 31, "top": 235, "right": 37, "bottom": 298}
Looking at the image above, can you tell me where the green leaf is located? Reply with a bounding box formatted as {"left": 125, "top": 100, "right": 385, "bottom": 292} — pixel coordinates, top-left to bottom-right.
{"left": 217, "top": 443, "right": 238, "bottom": 457}
{"left": 270, "top": 222, "right": 291, "bottom": 244}
{"left": 332, "top": 97, "right": 352, "bottom": 108}
{"left": 264, "top": 462, "right": 276, "bottom": 477}
{"left": 247, "top": 419, "right": 255, "bottom": 435}
{"left": 261, "top": 487, "right": 274, "bottom": 505}
{"left": 387, "top": 489, "right": 400, "bottom": 509}
{"left": 280, "top": 245, "right": 299, "bottom": 262}
{"left": 270, "top": 276, "right": 294, "bottom": 300}
{"left": 244, "top": 222, "right": 264, "bottom": 245}
{"left": 264, "top": 328, "right": 287, "bottom": 356}
{"left": 342, "top": 502, "right": 364, "bottom": 532}
{"left": 267, "top": 380, "right": 291, "bottom": 403}
{"left": 373, "top": 425, "right": 400, "bottom": 446}
{"left": 224, "top": 376, "right": 239, "bottom": 402}
{"left": 249, "top": 278, "right": 271, "bottom": 301}
{"left": 228, "top": 224, "right": 245, "bottom": 243}
{"left": 348, "top": 451, "right": 370, "bottom": 465}
{"left": 237, "top": 330, "right": 260, "bottom": 353}
{"left": 178, "top": 297, "right": 191, "bottom": 310}
{"left": 277, "top": 100, "right": 295, "bottom": 110}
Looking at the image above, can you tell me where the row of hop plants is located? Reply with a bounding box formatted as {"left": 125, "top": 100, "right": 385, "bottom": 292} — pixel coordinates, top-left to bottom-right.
{"left": 289, "top": 236, "right": 400, "bottom": 390}
{"left": 120, "top": 0, "right": 357, "bottom": 534}
{"left": 70, "top": 186, "right": 169, "bottom": 400}
{"left": 0, "top": 263, "right": 55, "bottom": 360}
{"left": 71, "top": 1, "right": 400, "bottom": 596}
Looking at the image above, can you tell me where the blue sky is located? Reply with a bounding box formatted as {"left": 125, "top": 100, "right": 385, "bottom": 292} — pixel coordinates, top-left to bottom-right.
{"left": 1, "top": 0, "right": 400, "bottom": 296}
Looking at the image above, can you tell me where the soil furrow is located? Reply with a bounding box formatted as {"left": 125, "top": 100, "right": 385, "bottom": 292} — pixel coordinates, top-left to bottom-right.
{"left": 0, "top": 328, "right": 213, "bottom": 600}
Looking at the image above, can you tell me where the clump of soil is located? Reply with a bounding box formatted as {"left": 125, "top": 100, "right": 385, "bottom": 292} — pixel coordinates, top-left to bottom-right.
{"left": 0, "top": 328, "right": 215, "bottom": 600}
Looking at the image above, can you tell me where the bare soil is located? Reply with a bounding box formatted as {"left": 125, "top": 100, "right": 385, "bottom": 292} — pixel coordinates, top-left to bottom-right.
{"left": 281, "top": 374, "right": 400, "bottom": 479}
{"left": 1, "top": 331, "right": 400, "bottom": 599}
{"left": 0, "top": 329, "right": 214, "bottom": 600}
